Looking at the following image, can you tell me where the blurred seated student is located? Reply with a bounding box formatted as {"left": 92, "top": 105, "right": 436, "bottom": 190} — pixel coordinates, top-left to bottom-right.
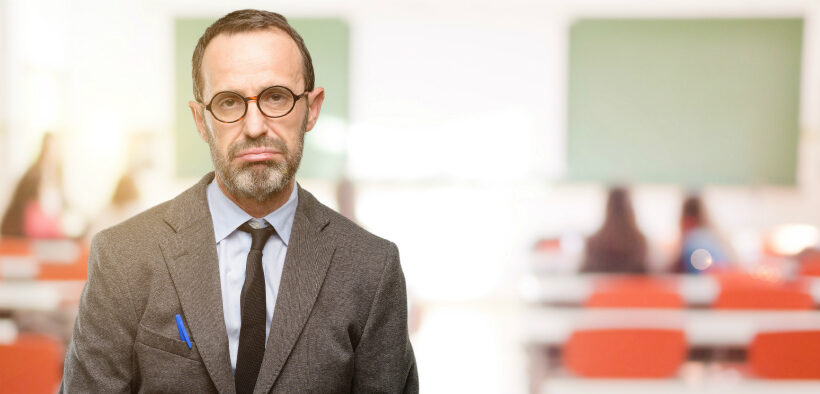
{"left": 85, "top": 172, "right": 141, "bottom": 240}
{"left": 581, "top": 187, "right": 648, "bottom": 274}
{"left": 1, "top": 133, "right": 65, "bottom": 238}
{"left": 672, "top": 194, "right": 732, "bottom": 273}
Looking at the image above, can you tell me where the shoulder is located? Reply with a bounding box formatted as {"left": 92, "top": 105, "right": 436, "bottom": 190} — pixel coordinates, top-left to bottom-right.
{"left": 92, "top": 173, "right": 213, "bottom": 250}
{"left": 90, "top": 174, "right": 213, "bottom": 267}
{"left": 330, "top": 209, "right": 395, "bottom": 255}
{"left": 91, "top": 199, "right": 174, "bottom": 252}
{"left": 297, "top": 187, "right": 400, "bottom": 281}
{"left": 298, "top": 186, "right": 396, "bottom": 253}
{"left": 683, "top": 227, "right": 718, "bottom": 247}
{"left": 87, "top": 199, "right": 179, "bottom": 289}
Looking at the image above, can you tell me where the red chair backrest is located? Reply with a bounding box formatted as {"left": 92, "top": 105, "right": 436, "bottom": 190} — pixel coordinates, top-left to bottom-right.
{"left": 713, "top": 273, "right": 813, "bottom": 310}
{"left": 0, "top": 237, "right": 31, "bottom": 256}
{"left": 798, "top": 255, "right": 820, "bottom": 277}
{"left": 750, "top": 330, "right": 820, "bottom": 379}
{"left": 564, "top": 328, "right": 687, "bottom": 378}
{"left": 0, "top": 334, "right": 63, "bottom": 394}
{"left": 586, "top": 276, "right": 684, "bottom": 308}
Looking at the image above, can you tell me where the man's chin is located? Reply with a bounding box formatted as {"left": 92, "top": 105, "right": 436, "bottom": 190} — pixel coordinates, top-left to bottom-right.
{"left": 224, "top": 164, "right": 290, "bottom": 199}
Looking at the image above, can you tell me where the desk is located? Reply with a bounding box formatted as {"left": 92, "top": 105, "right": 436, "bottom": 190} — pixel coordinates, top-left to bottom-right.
{"left": 524, "top": 307, "right": 820, "bottom": 346}
{"left": 0, "top": 238, "right": 87, "bottom": 311}
{"left": 0, "top": 238, "right": 87, "bottom": 281}
{"left": 519, "top": 274, "right": 820, "bottom": 306}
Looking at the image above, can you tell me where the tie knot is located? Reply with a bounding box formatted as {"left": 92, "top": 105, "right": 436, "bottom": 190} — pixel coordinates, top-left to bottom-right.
{"left": 238, "top": 221, "right": 276, "bottom": 251}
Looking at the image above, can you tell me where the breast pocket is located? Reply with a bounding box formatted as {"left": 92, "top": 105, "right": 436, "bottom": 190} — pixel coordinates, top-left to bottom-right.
{"left": 134, "top": 324, "right": 216, "bottom": 393}
{"left": 135, "top": 323, "right": 198, "bottom": 360}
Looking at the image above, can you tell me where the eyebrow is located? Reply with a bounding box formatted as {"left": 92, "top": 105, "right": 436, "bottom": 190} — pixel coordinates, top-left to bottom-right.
{"left": 206, "top": 84, "right": 296, "bottom": 102}
{"left": 219, "top": 83, "right": 298, "bottom": 95}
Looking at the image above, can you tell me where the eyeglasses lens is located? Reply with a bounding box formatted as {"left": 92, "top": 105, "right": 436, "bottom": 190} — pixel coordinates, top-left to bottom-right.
{"left": 211, "top": 92, "right": 246, "bottom": 122}
{"left": 258, "top": 86, "right": 295, "bottom": 117}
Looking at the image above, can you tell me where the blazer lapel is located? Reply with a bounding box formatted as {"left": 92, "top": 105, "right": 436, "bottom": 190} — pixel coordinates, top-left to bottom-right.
{"left": 160, "top": 173, "right": 236, "bottom": 394}
{"left": 254, "top": 187, "right": 336, "bottom": 394}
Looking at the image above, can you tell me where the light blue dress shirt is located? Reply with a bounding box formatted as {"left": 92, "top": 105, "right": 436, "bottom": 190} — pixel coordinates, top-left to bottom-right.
{"left": 206, "top": 180, "right": 298, "bottom": 372}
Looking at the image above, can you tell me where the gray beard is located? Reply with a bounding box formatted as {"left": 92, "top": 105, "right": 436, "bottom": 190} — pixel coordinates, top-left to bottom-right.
{"left": 206, "top": 113, "right": 306, "bottom": 203}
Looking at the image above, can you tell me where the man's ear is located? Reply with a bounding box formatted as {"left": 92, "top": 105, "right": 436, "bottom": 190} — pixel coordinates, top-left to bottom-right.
{"left": 188, "top": 101, "right": 210, "bottom": 143}
{"left": 304, "top": 87, "right": 325, "bottom": 132}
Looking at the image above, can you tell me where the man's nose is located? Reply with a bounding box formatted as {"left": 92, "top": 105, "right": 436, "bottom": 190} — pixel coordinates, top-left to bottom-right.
{"left": 242, "top": 99, "right": 268, "bottom": 138}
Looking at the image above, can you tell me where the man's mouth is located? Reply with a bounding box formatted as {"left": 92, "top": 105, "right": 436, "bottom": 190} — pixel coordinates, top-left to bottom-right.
{"left": 235, "top": 147, "right": 279, "bottom": 162}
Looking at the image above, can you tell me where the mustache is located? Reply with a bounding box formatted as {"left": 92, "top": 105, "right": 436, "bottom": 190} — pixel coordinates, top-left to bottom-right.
{"left": 227, "top": 136, "right": 289, "bottom": 160}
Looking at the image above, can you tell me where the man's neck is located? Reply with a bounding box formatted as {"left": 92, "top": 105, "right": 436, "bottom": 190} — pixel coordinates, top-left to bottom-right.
{"left": 216, "top": 176, "right": 294, "bottom": 219}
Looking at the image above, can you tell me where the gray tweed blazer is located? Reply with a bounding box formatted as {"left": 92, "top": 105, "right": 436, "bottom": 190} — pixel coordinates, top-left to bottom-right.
{"left": 61, "top": 172, "right": 418, "bottom": 393}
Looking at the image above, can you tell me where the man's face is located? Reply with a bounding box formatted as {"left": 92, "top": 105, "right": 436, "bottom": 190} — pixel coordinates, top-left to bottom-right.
{"left": 189, "top": 29, "right": 324, "bottom": 202}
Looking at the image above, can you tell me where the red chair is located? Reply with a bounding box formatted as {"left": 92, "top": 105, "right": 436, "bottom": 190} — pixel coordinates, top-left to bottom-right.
{"left": 563, "top": 328, "right": 687, "bottom": 378}
{"left": 713, "top": 273, "right": 813, "bottom": 310}
{"left": 585, "top": 276, "right": 683, "bottom": 308}
{"left": 0, "top": 237, "right": 31, "bottom": 256}
{"left": 0, "top": 334, "right": 63, "bottom": 393}
{"left": 749, "top": 330, "right": 820, "bottom": 379}
{"left": 798, "top": 254, "right": 820, "bottom": 277}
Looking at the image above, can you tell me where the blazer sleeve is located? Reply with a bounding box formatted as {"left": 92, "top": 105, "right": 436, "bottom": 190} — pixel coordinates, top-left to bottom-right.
{"left": 61, "top": 232, "right": 138, "bottom": 393}
{"left": 351, "top": 242, "right": 419, "bottom": 393}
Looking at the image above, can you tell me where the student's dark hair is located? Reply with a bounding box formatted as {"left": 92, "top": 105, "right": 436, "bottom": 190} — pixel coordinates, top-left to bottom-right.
{"left": 681, "top": 194, "right": 709, "bottom": 228}
{"left": 581, "top": 186, "right": 648, "bottom": 273}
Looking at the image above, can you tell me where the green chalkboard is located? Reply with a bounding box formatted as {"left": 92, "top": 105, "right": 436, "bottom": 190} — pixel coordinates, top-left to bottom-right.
{"left": 568, "top": 19, "right": 802, "bottom": 186}
{"left": 174, "top": 17, "right": 349, "bottom": 179}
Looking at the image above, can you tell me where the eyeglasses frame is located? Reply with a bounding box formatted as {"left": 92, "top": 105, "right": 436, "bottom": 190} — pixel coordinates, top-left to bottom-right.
{"left": 199, "top": 85, "right": 308, "bottom": 123}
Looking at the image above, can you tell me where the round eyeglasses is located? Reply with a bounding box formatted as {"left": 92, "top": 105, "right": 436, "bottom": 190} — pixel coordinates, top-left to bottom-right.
{"left": 201, "top": 85, "right": 308, "bottom": 123}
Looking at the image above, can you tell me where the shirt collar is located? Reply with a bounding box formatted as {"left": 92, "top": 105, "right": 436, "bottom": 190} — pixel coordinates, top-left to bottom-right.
{"left": 206, "top": 179, "right": 299, "bottom": 246}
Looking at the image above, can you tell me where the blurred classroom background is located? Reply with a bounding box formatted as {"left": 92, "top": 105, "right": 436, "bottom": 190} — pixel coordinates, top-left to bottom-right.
{"left": 4, "top": 0, "right": 820, "bottom": 393}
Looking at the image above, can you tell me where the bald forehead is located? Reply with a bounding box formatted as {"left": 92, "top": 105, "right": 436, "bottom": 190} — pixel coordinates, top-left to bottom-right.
{"left": 200, "top": 28, "right": 305, "bottom": 99}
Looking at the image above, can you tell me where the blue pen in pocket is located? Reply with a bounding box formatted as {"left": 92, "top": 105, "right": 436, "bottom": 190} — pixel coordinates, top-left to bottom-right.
{"left": 175, "top": 314, "right": 193, "bottom": 349}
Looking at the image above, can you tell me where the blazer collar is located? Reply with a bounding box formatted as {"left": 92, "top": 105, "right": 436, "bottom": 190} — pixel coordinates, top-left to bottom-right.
{"left": 160, "top": 172, "right": 335, "bottom": 394}
{"left": 162, "top": 172, "right": 215, "bottom": 233}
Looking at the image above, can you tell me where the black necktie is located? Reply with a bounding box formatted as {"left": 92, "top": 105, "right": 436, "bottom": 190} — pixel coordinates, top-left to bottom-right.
{"left": 234, "top": 221, "right": 276, "bottom": 394}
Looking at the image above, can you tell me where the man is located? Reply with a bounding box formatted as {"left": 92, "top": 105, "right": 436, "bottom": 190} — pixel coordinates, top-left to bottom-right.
{"left": 61, "top": 9, "right": 417, "bottom": 393}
